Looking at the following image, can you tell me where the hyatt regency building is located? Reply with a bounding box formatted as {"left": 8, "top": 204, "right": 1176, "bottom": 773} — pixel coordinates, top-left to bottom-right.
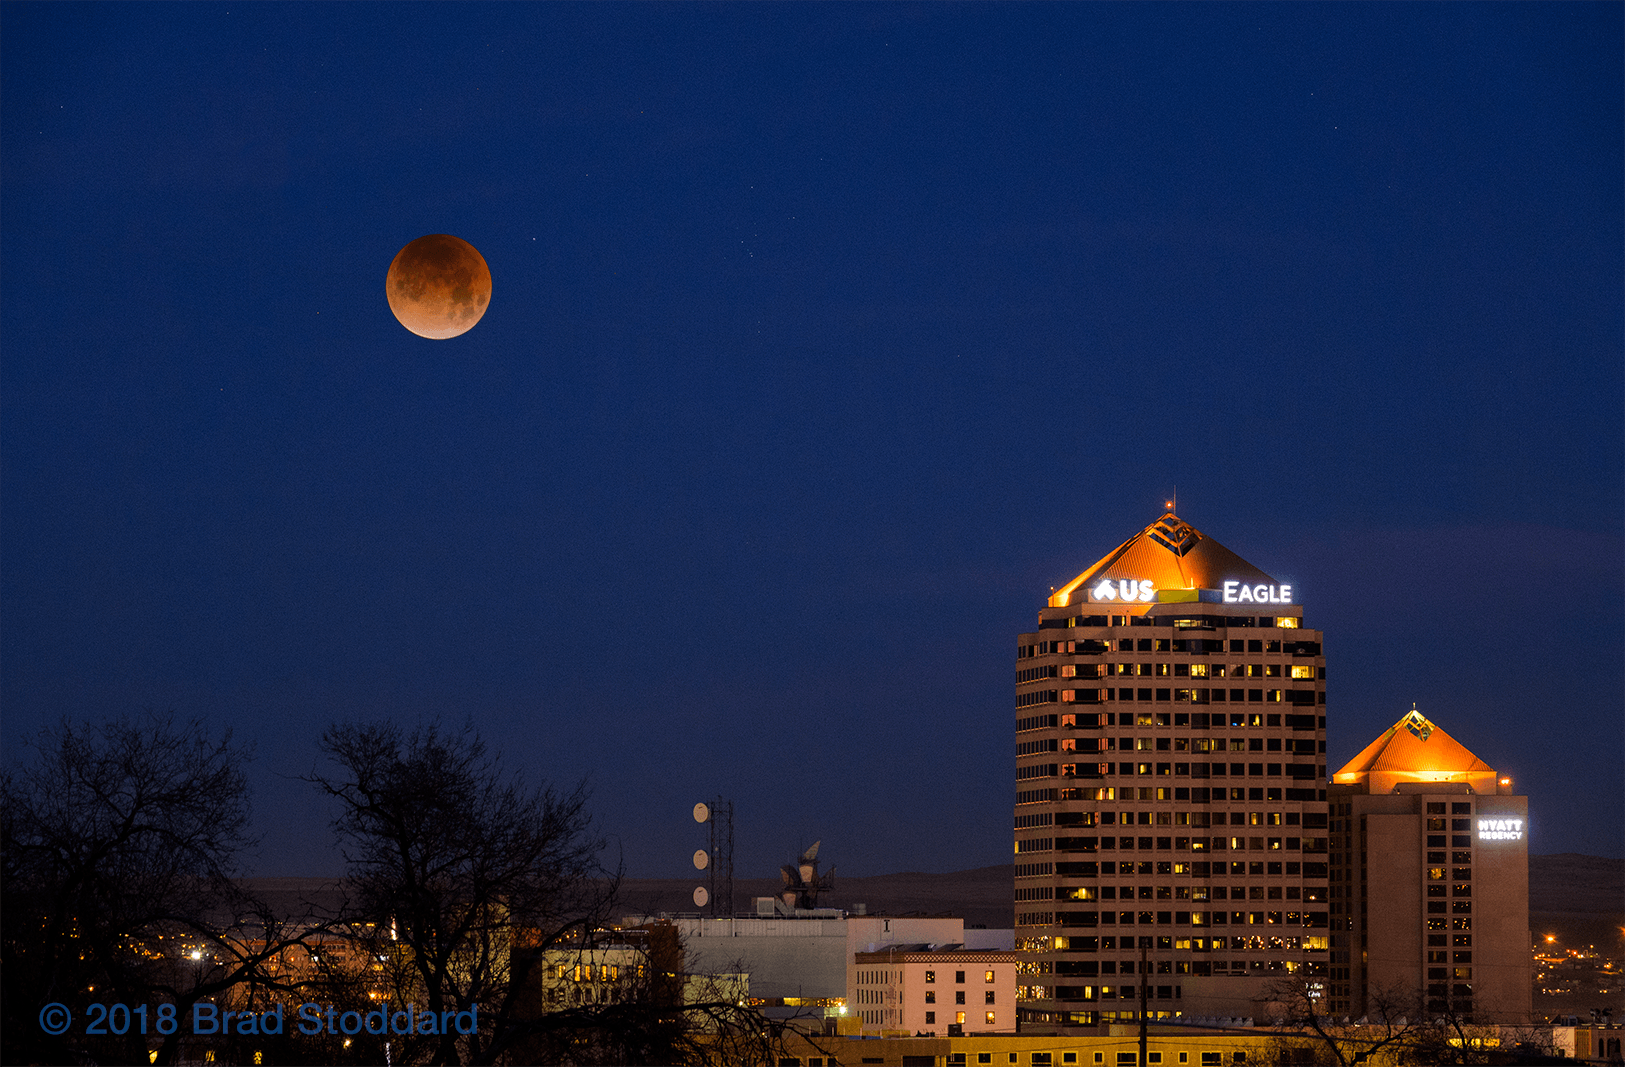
{"left": 1013, "top": 513, "right": 1330, "bottom": 1031}
{"left": 1328, "top": 709, "right": 1531, "bottom": 1023}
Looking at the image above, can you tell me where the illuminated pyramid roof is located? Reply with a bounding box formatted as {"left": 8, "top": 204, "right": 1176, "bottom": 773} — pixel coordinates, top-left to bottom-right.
{"left": 1333, "top": 707, "right": 1501, "bottom": 794}
{"left": 1049, "top": 512, "right": 1277, "bottom": 608}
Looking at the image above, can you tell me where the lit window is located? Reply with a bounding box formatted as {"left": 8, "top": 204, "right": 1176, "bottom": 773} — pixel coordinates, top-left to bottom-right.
{"left": 986, "top": 970, "right": 996, "bottom": 983}
{"left": 986, "top": 1011, "right": 996, "bottom": 1025}
{"left": 1289, "top": 666, "right": 1314, "bottom": 679}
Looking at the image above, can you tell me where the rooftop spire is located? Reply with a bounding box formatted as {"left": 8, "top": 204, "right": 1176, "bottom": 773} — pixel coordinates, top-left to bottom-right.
{"left": 1048, "top": 512, "right": 1277, "bottom": 607}
{"left": 1333, "top": 707, "right": 1499, "bottom": 794}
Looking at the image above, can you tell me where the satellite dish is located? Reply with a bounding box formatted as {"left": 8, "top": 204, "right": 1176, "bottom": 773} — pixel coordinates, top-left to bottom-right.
{"left": 693, "top": 802, "right": 710, "bottom": 823}
{"left": 693, "top": 849, "right": 710, "bottom": 870}
{"left": 693, "top": 886, "right": 709, "bottom": 907}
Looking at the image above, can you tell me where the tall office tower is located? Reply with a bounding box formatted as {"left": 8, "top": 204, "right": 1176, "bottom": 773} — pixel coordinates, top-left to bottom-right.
{"left": 1328, "top": 708, "right": 1530, "bottom": 1024}
{"left": 1014, "top": 512, "right": 1330, "bottom": 1032}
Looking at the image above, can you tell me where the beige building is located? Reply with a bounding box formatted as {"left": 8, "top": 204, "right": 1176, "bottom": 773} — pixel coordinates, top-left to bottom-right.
{"left": 1328, "top": 708, "right": 1531, "bottom": 1023}
{"left": 1015, "top": 512, "right": 1330, "bottom": 1032}
{"left": 851, "top": 947, "right": 1018, "bottom": 1035}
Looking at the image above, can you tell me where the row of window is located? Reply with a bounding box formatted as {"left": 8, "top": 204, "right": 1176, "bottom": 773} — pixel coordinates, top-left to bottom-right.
{"left": 1428, "top": 967, "right": 1474, "bottom": 980}
{"left": 1081, "top": 663, "right": 1321, "bottom": 679}
{"left": 921, "top": 1009, "right": 996, "bottom": 1026}
{"left": 1058, "top": 810, "right": 1312, "bottom": 827}
{"left": 1021, "top": 634, "right": 1312, "bottom": 658}
{"left": 1062, "top": 884, "right": 1322, "bottom": 902}
{"left": 1013, "top": 1009, "right": 1215, "bottom": 1032}
{"left": 1029, "top": 934, "right": 1330, "bottom": 956}
{"left": 922, "top": 990, "right": 996, "bottom": 1004}
{"left": 855, "top": 967, "right": 994, "bottom": 985}
{"left": 1428, "top": 834, "right": 1475, "bottom": 848}
{"left": 1042, "top": 956, "right": 1322, "bottom": 994}
{"left": 1035, "top": 858, "right": 1331, "bottom": 881}
{"left": 552, "top": 962, "right": 635, "bottom": 982}
{"left": 1020, "top": 688, "right": 1326, "bottom": 708}
{"left": 1021, "top": 834, "right": 1328, "bottom": 853}
{"left": 546, "top": 985, "right": 629, "bottom": 1005}
{"left": 1021, "top": 711, "right": 1325, "bottom": 731}
{"left": 1017, "top": 786, "right": 1328, "bottom": 805}
{"left": 1021, "top": 761, "right": 1325, "bottom": 780}
{"left": 1425, "top": 950, "right": 1474, "bottom": 963}
{"left": 1035, "top": 664, "right": 1324, "bottom": 683}
{"left": 964, "top": 1032, "right": 1234, "bottom": 1063}
{"left": 789, "top": 1048, "right": 1235, "bottom": 1067}
{"left": 1054, "top": 737, "right": 1324, "bottom": 754}
{"left": 1023, "top": 884, "right": 1323, "bottom": 903}
{"left": 1019, "top": 910, "right": 1331, "bottom": 928}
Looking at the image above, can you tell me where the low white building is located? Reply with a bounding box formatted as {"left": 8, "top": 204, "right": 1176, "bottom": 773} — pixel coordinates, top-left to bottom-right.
{"left": 617, "top": 911, "right": 1012, "bottom": 1011}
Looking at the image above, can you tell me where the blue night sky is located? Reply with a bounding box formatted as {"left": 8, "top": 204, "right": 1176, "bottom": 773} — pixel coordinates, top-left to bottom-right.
{"left": 3, "top": 4, "right": 1620, "bottom": 881}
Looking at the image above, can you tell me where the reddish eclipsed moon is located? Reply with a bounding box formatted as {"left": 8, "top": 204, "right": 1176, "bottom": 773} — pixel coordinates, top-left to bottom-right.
{"left": 385, "top": 234, "right": 491, "bottom": 339}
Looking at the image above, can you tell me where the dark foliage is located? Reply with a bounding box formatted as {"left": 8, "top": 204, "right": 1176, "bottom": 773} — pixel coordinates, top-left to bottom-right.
{"left": 1, "top": 712, "right": 314, "bottom": 1066}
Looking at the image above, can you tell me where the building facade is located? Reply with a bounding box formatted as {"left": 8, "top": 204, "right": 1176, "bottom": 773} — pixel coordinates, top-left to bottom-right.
{"left": 851, "top": 948, "right": 1018, "bottom": 1034}
{"left": 1014, "top": 512, "right": 1331, "bottom": 1032}
{"left": 1328, "top": 708, "right": 1531, "bottom": 1023}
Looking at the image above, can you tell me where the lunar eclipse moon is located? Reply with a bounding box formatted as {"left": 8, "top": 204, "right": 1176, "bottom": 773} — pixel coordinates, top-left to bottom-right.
{"left": 385, "top": 234, "right": 492, "bottom": 339}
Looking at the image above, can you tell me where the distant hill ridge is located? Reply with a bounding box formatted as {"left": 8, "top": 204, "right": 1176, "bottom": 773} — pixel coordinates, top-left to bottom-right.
{"left": 239, "top": 855, "right": 1622, "bottom": 941}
